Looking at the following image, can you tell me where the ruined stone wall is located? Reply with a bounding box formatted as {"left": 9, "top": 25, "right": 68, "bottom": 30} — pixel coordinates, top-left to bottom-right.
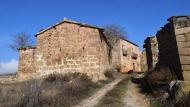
{"left": 35, "top": 22, "right": 109, "bottom": 81}
{"left": 140, "top": 50, "right": 148, "bottom": 72}
{"left": 156, "top": 16, "right": 190, "bottom": 80}
{"left": 156, "top": 22, "right": 183, "bottom": 79}
{"left": 172, "top": 16, "right": 190, "bottom": 80}
{"left": 144, "top": 36, "right": 158, "bottom": 70}
{"left": 18, "top": 47, "right": 36, "bottom": 78}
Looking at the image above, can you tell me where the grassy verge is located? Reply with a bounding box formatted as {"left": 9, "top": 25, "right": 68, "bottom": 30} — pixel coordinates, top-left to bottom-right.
{"left": 95, "top": 77, "right": 128, "bottom": 107}
{"left": 146, "top": 95, "right": 164, "bottom": 107}
{"left": 0, "top": 73, "right": 110, "bottom": 107}
{"left": 128, "top": 73, "right": 145, "bottom": 78}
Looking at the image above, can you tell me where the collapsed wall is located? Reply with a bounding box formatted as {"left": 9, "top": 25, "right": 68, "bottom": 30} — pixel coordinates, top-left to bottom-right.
{"left": 140, "top": 50, "right": 148, "bottom": 72}
{"left": 172, "top": 16, "right": 190, "bottom": 80}
{"left": 156, "top": 16, "right": 190, "bottom": 80}
{"left": 143, "top": 36, "right": 158, "bottom": 71}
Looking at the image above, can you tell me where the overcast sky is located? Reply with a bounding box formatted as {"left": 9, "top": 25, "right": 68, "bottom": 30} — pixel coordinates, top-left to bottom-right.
{"left": 0, "top": 0, "right": 190, "bottom": 74}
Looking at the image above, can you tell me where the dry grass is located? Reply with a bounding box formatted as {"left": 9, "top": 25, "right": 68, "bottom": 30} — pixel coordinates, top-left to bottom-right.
{"left": 143, "top": 67, "right": 177, "bottom": 93}
{"left": 95, "top": 78, "right": 128, "bottom": 107}
{"left": 139, "top": 67, "right": 178, "bottom": 107}
{"left": 174, "top": 93, "right": 190, "bottom": 107}
{"left": 0, "top": 73, "right": 104, "bottom": 107}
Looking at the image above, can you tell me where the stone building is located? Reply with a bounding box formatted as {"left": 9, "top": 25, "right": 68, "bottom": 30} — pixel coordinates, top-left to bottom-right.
{"left": 111, "top": 37, "right": 141, "bottom": 72}
{"left": 156, "top": 16, "right": 190, "bottom": 81}
{"left": 18, "top": 18, "right": 110, "bottom": 81}
{"left": 143, "top": 36, "right": 158, "bottom": 71}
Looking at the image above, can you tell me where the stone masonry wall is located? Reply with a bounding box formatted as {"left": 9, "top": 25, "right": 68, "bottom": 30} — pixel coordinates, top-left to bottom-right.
{"left": 144, "top": 36, "right": 158, "bottom": 70}
{"left": 35, "top": 22, "right": 109, "bottom": 81}
{"left": 156, "top": 16, "right": 190, "bottom": 80}
{"left": 111, "top": 40, "right": 121, "bottom": 68}
{"left": 140, "top": 50, "right": 148, "bottom": 72}
{"left": 18, "top": 47, "right": 36, "bottom": 79}
{"left": 111, "top": 38, "right": 141, "bottom": 72}
{"left": 172, "top": 16, "right": 190, "bottom": 81}
{"left": 119, "top": 39, "right": 141, "bottom": 72}
{"left": 156, "top": 22, "right": 183, "bottom": 79}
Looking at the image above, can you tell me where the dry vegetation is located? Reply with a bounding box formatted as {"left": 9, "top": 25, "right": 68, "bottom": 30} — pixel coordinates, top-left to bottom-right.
{"left": 143, "top": 67, "right": 177, "bottom": 95}
{"left": 95, "top": 77, "right": 128, "bottom": 107}
{"left": 139, "top": 67, "right": 183, "bottom": 107}
{"left": 0, "top": 72, "right": 113, "bottom": 107}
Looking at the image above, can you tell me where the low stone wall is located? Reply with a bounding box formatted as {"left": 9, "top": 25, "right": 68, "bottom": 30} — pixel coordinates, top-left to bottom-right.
{"left": 18, "top": 47, "right": 36, "bottom": 75}
{"left": 0, "top": 75, "right": 18, "bottom": 83}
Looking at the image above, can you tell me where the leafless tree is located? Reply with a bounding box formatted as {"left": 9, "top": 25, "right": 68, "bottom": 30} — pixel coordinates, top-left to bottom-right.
{"left": 103, "top": 24, "right": 127, "bottom": 63}
{"left": 104, "top": 24, "right": 127, "bottom": 48}
{"left": 10, "top": 32, "right": 33, "bottom": 51}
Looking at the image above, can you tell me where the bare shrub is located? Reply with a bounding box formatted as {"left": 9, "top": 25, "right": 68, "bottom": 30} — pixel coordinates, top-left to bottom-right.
{"left": 9, "top": 32, "right": 33, "bottom": 51}
{"left": 145, "top": 67, "right": 177, "bottom": 89}
{"left": 104, "top": 68, "right": 117, "bottom": 79}
{"left": 0, "top": 73, "right": 101, "bottom": 107}
{"left": 141, "top": 67, "right": 178, "bottom": 99}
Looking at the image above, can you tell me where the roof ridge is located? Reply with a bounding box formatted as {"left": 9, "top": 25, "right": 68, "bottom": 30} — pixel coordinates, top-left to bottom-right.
{"left": 119, "top": 37, "right": 139, "bottom": 47}
{"left": 35, "top": 18, "right": 103, "bottom": 37}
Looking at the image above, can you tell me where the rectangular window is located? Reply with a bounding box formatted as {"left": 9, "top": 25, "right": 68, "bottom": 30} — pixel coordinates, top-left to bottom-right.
{"left": 131, "top": 52, "right": 138, "bottom": 59}
{"left": 122, "top": 45, "right": 128, "bottom": 56}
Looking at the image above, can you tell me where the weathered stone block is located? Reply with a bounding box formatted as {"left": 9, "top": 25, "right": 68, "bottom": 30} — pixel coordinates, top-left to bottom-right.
{"left": 186, "top": 32, "right": 190, "bottom": 41}
{"left": 176, "top": 34, "right": 186, "bottom": 42}
{"left": 182, "top": 65, "right": 190, "bottom": 71}
{"left": 180, "top": 56, "right": 190, "bottom": 64}
{"left": 183, "top": 71, "right": 190, "bottom": 81}
{"left": 177, "top": 41, "right": 190, "bottom": 48}
{"left": 175, "top": 27, "right": 190, "bottom": 35}
{"left": 178, "top": 48, "right": 190, "bottom": 55}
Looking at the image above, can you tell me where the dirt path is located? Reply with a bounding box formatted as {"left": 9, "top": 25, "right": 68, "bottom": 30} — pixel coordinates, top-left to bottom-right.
{"left": 73, "top": 77, "right": 124, "bottom": 107}
{"left": 122, "top": 81, "right": 149, "bottom": 107}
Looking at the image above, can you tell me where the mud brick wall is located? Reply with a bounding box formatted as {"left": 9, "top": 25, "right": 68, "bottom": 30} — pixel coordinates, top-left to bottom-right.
{"left": 156, "top": 16, "right": 190, "bottom": 80}
{"left": 144, "top": 36, "right": 158, "bottom": 70}
{"left": 35, "top": 22, "right": 109, "bottom": 81}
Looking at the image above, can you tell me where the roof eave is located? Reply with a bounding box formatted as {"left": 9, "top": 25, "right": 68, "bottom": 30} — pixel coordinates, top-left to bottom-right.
{"left": 120, "top": 37, "right": 139, "bottom": 47}
{"left": 35, "top": 18, "right": 104, "bottom": 37}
